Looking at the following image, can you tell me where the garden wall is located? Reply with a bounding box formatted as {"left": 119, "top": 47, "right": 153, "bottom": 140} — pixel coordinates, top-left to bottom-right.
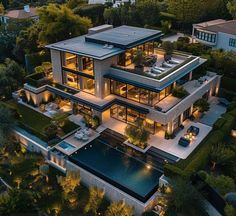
{"left": 66, "top": 161, "right": 157, "bottom": 216}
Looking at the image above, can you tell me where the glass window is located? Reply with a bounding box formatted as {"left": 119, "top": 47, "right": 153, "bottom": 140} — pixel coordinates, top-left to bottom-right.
{"left": 110, "top": 80, "right": 127, "bottom": 97}
{"left": 159, "top": 89, "right": 165, "bottom": 100}
{"left": 63, "top": 71, "right": 80, "bottom": 89}
{"left": 127, "top": 108, "right": 139, "bottom": 125}
{"left": 82, "top": 77, "right": 95, "bottom": 95}
{"left": 144, "top": 118, "right": 155, "bottom": 134}
{"left": 140, "top": 89, "right": 150, "bottom": 105}
{"left": 127, "top": 84, "right": 140, "bottom": 102}
{"left": 229, "top": 38, "right": 236, "bottom": 47}
{"left": 82, "top": 57, "right": 94, "bottom": 75}
{"left": 150, "top": 92, "right": 159, "bottom": 106}
{"left": 63, "top": 52, "right": 77, "bottom": 70}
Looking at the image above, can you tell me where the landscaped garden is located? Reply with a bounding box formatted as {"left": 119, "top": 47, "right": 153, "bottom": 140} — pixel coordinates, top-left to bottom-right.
{"left": 164, "top": 98, "right": 236, "bottom": 215}
{"left": 0, "top": 100, "right": 79, "bottom": 144}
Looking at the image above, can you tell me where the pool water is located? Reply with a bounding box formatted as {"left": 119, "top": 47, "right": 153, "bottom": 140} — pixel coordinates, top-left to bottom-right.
{"left": 69, "top": 138, "right": 162, "bottom": 202}
{"left": 58, "top": 141, "right": 76, "bottom": 151}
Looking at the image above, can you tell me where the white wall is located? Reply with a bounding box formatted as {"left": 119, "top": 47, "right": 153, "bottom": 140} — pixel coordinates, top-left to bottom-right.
{"left": 216, "top": 32, "right": 236, "bottom": 52}
{"left": 51, "top": 49, "right": 63, "bottom": 83}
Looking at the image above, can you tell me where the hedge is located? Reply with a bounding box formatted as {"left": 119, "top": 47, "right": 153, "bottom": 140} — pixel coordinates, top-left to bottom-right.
{"left": 164, "top": 108, "right": 236, "bottom": 178}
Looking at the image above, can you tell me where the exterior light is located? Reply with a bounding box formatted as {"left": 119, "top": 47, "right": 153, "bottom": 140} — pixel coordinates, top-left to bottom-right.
{"left": 146, "top": 164, "right": 151, "bottom": 169}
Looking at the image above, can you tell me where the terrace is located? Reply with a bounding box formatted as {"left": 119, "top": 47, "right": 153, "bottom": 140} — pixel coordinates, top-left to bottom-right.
{"left": 102, "top": 117, "right": 212, "bottom": 159}
{"left": 112, "top": 51, "right": 198, "bottom": 81}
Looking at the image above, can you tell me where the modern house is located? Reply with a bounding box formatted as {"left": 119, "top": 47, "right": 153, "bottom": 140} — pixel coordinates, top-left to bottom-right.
{"left": 16, "top": 25, "right": 221, "bottom": 214}
{"left": 192, "top": 19, "right": 236, "bottom": 52}
{"left": 0, "top": 5, "right": 38, "bottom": 24}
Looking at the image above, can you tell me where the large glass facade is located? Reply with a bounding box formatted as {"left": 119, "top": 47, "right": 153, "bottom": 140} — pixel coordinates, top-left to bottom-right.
{"left": 110, "top": 79, "right": 172, "bottom": 106}
{"left": 118, "top": 41, "right": 154, "bottom": 67}
{"left": 62, "top": 52, "right": 94, "bottom": 76}
{"left": 63, "top": 70, "right": 95, "bottom": 95}
{"left": 110, "top": 104, "right": 157, "bottom": 134}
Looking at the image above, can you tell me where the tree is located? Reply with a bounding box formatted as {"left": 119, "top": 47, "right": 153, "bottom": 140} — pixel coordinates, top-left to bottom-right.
{"left": 210, "top": 143, "right": 235, "bottom": 170}
{"left": 227, "top": 0, "right": 236, "bottom": 19}
{"left": 15, "top": 23, "right": 43, "bottom": 62}
{"left": 206, "top": 175, "right": 235, "bottom": 195}
{"left": 125, "top": 118, "right": 150, "bottom": 149}
{"left": 194, "top": 98, "right": 210, "bottom": 113}
{"left": 0, "top": 19, "right": 32, "bottom": 61}
{"left": 167, "top": 178, "right": 207, "bottom": 216}
{"left": 57, "top": 170, "right": 80, "bottom": 194}
{"left": 105, "top": 201, "right": 134, "bottom": 216}
{"left": 38, "top": 4, "right": 92, "bottom": 44}
{"left": 0, "top": 106, "right": 16, "bottom": 146}
{"left": 84, "top": 186, "right": 105, "bottom": 215}
{"left": 133, "top": 50, "right": 145, "bottom": 68}
{"left": 0, "top": 3, "right": 4, "bottom": 15}
{"left": 103, "top": 7, "right": 119, "bottom": 25}
{"left": 0, "top": 189, "right": 38, "bottom": 215}
{"left": 225, "top": 204, "right": 236, "bottom": 216}
{"left": 39, "top": 164, "right": 49, "bottom": 182}
{"left": 66, "top": 0, "right": 87, "bottom": 9}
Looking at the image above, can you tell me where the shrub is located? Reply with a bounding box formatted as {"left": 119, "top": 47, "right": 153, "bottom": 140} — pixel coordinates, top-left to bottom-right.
{"left": 194, "top": 98, "right": 210, "bottom": 113}
{"left": 206, "top": 175, "right": 235, "bottom": 196}
{"left": 172, "top": 86, "right": 189, "bottom": 98}
{"left": 213, "top": 118, "right": 226, "bottom": 130}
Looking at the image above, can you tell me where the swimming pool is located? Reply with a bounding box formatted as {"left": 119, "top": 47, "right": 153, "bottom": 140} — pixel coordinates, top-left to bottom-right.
{"left": 69, "top": 138, "right": 162, "bottom": 202}
{"left": 58, "top": 141, "right": 76, "bottom": 151}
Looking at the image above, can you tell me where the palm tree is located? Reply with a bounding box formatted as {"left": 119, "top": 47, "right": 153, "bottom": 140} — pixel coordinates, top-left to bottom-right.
{"left": 84, "top": 186, "right": 105, "bottom": 215}
{"left": 0, "top": 106, "right": 16, "bottom": 146}
{"left": 167, "top": 178, "right": 207, "bottom": 216}
{"left": 210, "top": 143, "right": 235, "bottom": 170}
{"left": 105, "top": 200, "right": 134, "bottom": 216}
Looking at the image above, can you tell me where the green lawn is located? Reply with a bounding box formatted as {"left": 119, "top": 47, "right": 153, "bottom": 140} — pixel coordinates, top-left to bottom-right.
{"left": 5, "top": 100, "right": 52, "bottom": 134}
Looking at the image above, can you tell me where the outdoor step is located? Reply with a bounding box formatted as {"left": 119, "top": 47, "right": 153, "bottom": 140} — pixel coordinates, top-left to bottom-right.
{"left": 147, "top": 146, "right": 179, "bottom": 164}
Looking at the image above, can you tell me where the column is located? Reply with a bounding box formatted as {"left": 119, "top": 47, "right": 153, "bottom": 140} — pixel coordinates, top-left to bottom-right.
{"left": 189, "top": 71, "right": 193, "bottom": 81}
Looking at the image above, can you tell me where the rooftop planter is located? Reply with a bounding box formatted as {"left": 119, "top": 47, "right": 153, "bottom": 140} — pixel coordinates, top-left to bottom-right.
{"left": 25, "top": 72, "right": 52, "bottom": 88}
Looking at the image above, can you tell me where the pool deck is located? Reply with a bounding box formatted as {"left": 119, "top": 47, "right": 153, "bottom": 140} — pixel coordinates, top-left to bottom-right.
{"left": 54, "top": 130, "right": 100, "bottom": 156}
{"left": 101, "top": 118, "right": 212, "bottom": 159}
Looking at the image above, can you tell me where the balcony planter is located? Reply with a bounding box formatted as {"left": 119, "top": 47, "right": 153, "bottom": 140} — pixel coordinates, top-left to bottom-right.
{"left": 123, "top": 139, "right": 150, "bottom": 153}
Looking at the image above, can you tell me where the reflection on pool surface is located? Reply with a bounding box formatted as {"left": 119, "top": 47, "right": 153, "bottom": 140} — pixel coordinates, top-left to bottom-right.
{"left": 69, "top": 138, "right": 162, "bottom": 202}
{"left": 58, "top": 141, "right": 75, "bottom": 151}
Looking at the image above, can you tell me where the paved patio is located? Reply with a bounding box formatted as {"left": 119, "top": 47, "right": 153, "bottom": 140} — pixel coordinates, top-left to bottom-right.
{"left": 102, "top": 118, "right": 212, "bottom": 159}
{"left": 149, "top": 120, "right": 212, "bottom": 159}
{"left": 198, "top": 97, "right": 226, "bottom": 126}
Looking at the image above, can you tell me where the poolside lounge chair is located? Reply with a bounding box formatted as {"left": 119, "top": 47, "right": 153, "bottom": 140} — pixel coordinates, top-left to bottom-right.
{"left": 178, "top": 137, "right": 190, "bottom": 147}
{"left": 187, "top": 126, "right": 200, "bottom": 136}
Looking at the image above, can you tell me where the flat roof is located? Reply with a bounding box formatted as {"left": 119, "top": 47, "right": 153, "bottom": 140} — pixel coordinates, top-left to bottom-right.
{"left": 46, "top": 35, "right": 124, "bottom": 60}
{"left": 4, "top": 7, "right": 38, "bottom": 19}
{"left": 202, "top": 20, "right": 236, "bottom": 36}
{"left": 85, "top": 25, "right": 162, "bottom": 48}
{"left": 194, "top": 19, "right": 226, "bottom": 28}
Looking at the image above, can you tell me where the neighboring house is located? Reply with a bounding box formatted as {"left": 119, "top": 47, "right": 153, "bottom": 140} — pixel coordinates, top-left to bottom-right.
{"left": 192, "top": 19, "right": 236, "bottom": 52}
{"left": 0, "top": 5, "right": 38, "bottom": 24}
{"left": 88, "top": 0, "right": 135, "bottom": 5}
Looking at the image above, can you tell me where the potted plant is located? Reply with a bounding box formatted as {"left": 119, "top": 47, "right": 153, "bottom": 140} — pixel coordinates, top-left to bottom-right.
{"left": 162, "top": 41, "right": 174, "bottom": 61}
{"left": 125, "top": 118, "right": 150, "bottom": 149}
{"left": 133, "top": 50, "right": 145, "bottom": 73}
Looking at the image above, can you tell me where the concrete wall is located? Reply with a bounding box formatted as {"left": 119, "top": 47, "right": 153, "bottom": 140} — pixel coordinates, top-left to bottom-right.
{"left": 14, "top": 130, "right": 49, "bottom": 158}
{"left": 94, "top": 56, "right": 117, "bottom": 99}
{"left": 51, "top": 49, "right": 63, "bottom": 83}
{"left": 66, "top": 161, "right": 155, "bottom": 215}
